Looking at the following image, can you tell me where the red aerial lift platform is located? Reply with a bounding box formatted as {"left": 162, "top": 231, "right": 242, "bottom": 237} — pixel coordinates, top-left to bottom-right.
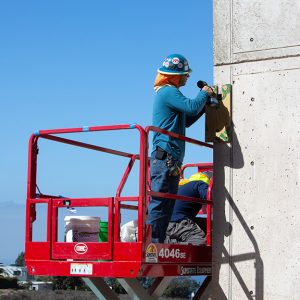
{"left": 25, "top": 124, "right": 213, "bottom": 299}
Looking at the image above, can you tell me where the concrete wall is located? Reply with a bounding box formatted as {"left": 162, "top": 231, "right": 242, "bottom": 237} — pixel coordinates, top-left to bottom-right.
{"left": 211, "top": 1, "right": 300, "bottom": 299}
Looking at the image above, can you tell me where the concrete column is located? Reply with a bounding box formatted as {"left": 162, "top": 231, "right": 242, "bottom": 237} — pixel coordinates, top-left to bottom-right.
{"left": 212, "top": 1, "right": 300, "bottom": 299}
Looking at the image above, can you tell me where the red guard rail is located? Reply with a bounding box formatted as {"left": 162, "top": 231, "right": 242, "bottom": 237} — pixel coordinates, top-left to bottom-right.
{"left": 25, "top": 124, "right": 214, "bottom": 278}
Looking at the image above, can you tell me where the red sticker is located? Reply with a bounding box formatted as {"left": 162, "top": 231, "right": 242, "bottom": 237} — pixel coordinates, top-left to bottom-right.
{"left": 172, "top": 57, "right": 180, "bottom": 64}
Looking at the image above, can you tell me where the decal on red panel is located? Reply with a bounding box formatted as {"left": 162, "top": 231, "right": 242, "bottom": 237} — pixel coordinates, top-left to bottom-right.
{"left": 158, "top": 248, "right": 186, "bottom": 259}
{"left": 145, "top": 243, "right": 158, "bottom": 263}
{"left": 180, "top": 266, "right": 212, "bottom": 275}
{"left": 74, "top": 243, "right": 88, "bottom": 255}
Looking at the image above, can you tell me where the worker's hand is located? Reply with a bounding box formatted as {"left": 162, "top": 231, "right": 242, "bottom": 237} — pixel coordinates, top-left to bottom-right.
{"left": 202, "top": 85, "right": 214, "bottom": 97}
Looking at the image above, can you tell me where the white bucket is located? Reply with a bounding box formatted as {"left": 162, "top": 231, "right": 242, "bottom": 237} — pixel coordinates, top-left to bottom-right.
{"left": 64, "top": 216, "right": 100, "bottom": 242}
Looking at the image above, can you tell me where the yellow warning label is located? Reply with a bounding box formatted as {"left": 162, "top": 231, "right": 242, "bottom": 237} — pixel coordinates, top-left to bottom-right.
{"left": 145, "top": 243, "right": 158, "bottom": 263}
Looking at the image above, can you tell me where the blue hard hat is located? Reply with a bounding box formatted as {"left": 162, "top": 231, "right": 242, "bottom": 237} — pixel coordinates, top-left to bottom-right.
{"left": 158, "top": 54, "right": 192, "bottom": 75}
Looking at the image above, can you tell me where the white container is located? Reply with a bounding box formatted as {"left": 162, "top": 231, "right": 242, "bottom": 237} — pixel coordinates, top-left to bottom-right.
{"left": 64, "top": 216, "right": 100, "bottom": 242}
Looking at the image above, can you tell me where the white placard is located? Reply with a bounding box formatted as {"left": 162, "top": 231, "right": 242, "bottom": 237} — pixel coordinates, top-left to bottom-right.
{"left": 70, "top": 263, "right": 93, "bottom": 275}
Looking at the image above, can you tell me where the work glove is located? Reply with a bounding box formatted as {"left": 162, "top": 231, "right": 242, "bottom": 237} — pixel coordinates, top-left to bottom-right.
{"left": 197, "top": 80, "right": 222, "bottom": 108}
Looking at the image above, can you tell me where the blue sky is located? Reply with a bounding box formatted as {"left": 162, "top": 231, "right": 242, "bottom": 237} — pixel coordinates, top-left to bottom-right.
{"left": 0, "top": 1, "right": 213, "bottom": 264}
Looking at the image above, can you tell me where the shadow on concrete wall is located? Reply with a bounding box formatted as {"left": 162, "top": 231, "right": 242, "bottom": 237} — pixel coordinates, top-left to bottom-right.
{"left": 211, "top": 125, "right": 264, "bottom": 300}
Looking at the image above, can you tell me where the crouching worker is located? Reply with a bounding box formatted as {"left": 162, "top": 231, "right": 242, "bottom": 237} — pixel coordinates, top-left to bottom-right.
{"left": 165, "top": 171, "right": 212, "bottom": 245}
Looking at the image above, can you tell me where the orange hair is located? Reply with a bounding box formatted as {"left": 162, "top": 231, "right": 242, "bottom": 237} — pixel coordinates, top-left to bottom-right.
{"left": 154, "top": 73, "right": 182, "bottom": 89}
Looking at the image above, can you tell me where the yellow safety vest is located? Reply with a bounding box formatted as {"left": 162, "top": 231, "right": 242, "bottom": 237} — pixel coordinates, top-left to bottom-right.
{"left": 179, "top": 172, "right": 211, "bottom": 186}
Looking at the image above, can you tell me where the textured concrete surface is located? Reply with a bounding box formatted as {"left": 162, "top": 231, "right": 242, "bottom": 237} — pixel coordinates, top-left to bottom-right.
{"left": 212, "top": 1, "right": 300, "bottom": 299}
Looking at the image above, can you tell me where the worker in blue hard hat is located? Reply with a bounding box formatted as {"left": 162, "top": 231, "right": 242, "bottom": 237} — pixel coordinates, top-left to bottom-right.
{"left": 146, "top": 54, "right": 214, "bottom": 243}
{"left": 165, "top": 171, "right": 213, "bottom": 245}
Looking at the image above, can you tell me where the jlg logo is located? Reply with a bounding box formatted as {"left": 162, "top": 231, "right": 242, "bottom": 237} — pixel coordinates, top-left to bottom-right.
{"left": 74, "top": 243, "right": 88, "bottom": 254}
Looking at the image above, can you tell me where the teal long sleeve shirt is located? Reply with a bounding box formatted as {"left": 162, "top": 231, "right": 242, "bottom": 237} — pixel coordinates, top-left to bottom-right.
{"left": 152, "top": 85, "right": 208, "bottom": 162}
